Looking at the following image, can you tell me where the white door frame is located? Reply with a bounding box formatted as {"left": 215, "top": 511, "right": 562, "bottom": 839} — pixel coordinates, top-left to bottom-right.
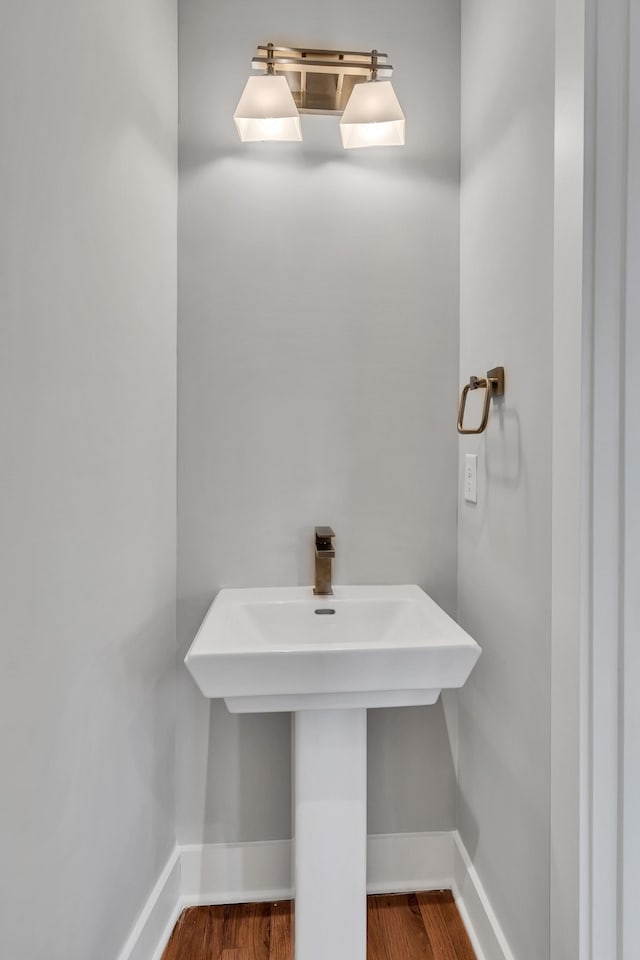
{"left": 550, "top": 0, "right": 590, "bottom": 956}
{"left": 621, "top": 0, "right": 640, "bottom": 952}
{"left": 552, "top": 0, "right": 636, "bottom": 957}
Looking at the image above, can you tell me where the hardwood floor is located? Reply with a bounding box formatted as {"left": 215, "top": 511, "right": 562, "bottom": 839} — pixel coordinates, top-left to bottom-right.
{"left": 161, "top": 892, "right": 476, "bottom": 960}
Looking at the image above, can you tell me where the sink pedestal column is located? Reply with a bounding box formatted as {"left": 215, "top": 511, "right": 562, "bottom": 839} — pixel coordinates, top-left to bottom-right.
{"left": 294, "top": 708, "right": 367, "bottom": 960}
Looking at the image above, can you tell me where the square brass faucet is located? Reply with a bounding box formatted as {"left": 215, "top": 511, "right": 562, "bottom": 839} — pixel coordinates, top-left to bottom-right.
{"left": 314, "top": 526, "right": 335, "bottom": 596}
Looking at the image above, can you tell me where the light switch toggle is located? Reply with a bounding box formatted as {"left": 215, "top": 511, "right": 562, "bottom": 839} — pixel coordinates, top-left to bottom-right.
{"left": 464, "top": 454, "right": 478, "bottom": 504}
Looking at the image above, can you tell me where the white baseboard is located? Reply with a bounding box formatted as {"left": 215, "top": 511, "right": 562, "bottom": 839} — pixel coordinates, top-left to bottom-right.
{"left": 451, "top": 834, "right": 515, "bottom": 960}
{"left": 117, "top": 831, "right": 513, "bottom": 960}
{"left": 179, "top": 839, "right": 293, "bottom": 904}
{"left": 367, "top": 830, "right": 456, "bottom": 894}
{"left": 115, "top": 849, "right": 182, "bottom": 960}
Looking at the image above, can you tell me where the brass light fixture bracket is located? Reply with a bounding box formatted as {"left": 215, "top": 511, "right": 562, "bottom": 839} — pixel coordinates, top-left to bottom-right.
{"left": 251, "top": 44, "right": 394, "bottom": 114}
{"left": 457, "top": 366, "right": 505, "bottom": 435}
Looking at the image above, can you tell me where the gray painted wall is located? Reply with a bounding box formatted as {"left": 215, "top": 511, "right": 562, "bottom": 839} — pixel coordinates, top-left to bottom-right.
{"left": 0, "top": 3, "right": 177, "bottom": 959}
{"left": 457, "top": 2, "right": 554, "bottom": 959}
{"left": 178, "top": 0, "right": 461, "bottom": 843}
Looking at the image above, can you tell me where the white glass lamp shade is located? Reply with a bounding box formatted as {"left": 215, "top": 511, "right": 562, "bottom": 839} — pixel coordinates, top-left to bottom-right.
{"left": 339, "top": 80, "right": 405, "bottom": 149}
{"left": 233, "top": 75, "right": 302, "bottom": 142}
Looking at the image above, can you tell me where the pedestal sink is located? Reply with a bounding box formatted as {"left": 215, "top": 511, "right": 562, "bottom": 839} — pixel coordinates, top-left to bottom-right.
{"left": 185, "top": 585, "right": 481, "bottom": 960}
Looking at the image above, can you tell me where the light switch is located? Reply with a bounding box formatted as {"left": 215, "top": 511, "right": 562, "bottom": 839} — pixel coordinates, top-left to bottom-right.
{"left": 464, "top": 453, "right": 478, "bottom": 504}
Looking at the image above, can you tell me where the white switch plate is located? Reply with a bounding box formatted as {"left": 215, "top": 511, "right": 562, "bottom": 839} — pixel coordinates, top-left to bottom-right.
{"left": 464, "top": 453, "right": 478, "bottom": 503}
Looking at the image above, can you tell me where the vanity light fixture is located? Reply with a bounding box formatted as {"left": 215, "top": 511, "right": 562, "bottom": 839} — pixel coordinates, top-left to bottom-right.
{"left": 233, "top": 43, "right": 405, "bottom": 148}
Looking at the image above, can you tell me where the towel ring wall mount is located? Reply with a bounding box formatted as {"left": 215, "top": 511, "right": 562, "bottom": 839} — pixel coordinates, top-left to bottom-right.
{"left": 457, "top": 366, "right": 505, "bottom": 435}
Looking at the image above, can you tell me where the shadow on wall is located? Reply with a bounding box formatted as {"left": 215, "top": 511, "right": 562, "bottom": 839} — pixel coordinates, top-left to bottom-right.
{"left": 177, "top": 593, "right": 292, "bottom": 844}
{"left": 461, "top": 1, "right": 535, "bottom": 179}
{"left": 118, "top": 602, "right": 178, "bottom": 813}
{"left": 459, "top": 398, "right": 524, "bottom": 555}
{"left": 179, "top": 140, "right": 459, "bottom": 186}
{"left": 204, "top": 700, "right": 292, "bottom": 843}
{"left": 367, "top": 704, "right": 457, "bottom": 835}
{"left": 487, "top": 402, "right": 522, "bottom": 488}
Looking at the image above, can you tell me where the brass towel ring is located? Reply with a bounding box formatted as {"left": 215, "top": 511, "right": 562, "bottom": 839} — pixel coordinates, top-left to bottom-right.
{"left": 457, "top": 366, "right": 505, "bottom": 435}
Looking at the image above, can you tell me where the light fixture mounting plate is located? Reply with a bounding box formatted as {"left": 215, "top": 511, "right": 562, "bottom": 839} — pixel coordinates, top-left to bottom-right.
{"left": 251, "top": 45, "right": 394, "bottom": 115}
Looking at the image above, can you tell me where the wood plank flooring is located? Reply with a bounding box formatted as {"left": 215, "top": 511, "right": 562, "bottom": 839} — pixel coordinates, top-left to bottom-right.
{"left": 161, "top": 891, "right": 476, "bottom": 960}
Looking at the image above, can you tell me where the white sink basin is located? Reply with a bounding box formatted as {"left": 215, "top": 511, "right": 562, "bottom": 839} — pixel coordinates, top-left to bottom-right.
{"left": 185, "top": 584, "right": 480, "bottom": 713}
